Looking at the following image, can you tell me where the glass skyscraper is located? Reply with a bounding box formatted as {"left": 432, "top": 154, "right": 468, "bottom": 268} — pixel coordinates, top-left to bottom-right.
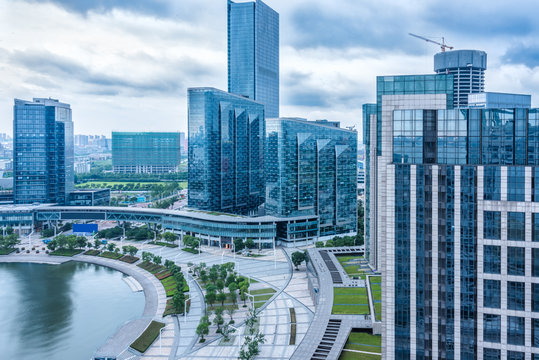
{"left": 265, "top": 118, "right": 357, "bottom": 237}
{"left": 13, "top": 98, "right": 73, "bottom": 205}
{"left": 187, "top": 87, "right": 265, "bottom": 215}
{"left": 228, "top": 0, "right": 279, "bottom": 118}
{"left": 365, "top": 54, "right": 539, "bottom": 358}
{"left": 112, "top": 132, "right": 182, "bottom": 174}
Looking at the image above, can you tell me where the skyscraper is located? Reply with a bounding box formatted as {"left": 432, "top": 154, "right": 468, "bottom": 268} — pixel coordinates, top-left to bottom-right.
{"left": 434, "top": 49, "right": 487, "bottom": 108}
{"left": 112, "top": 132, "right": 182, "bottom": 174}
{"left": 364, "top": 61, "right": 539, "bottom": 358}
{"left": 265, "top": 118, "right": 357, "bottom": 237}
{"left": 228, "top": 0, "right": 279, "bottom": 118}
{"left": 188, "top": 87, "right": 265, "bottom": 215}
{"left": 13, "top": 98, "right": 73, "bottom": 205}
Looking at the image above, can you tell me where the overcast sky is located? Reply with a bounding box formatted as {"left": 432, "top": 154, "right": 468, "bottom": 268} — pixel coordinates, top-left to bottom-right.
{"left": 1, "top": 0, "right": 539, "bottom": 141}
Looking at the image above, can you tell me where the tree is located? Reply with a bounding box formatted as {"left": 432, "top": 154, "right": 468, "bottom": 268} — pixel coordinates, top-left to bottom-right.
{"left": 142, "top": 251, "right": 153, "bottom": 263}
{"left": 41, "top": 228, "right": 55, "bottom": 238}
{"left": 240, "top": 288, "right": 248, "bottom": 307}
{"left": 55, "top": 234, "right": 68, "bottom": 249}
{"left": 228, "top": 283, "right": 239, "bottom": 306}
{"left": 291, "top": 251, "right": 306, "bottom": 270}
{"left": 0, "top": 233, "right": 20, "bottom": 250}
{"left": 47, "top": 239, "right": 57, "bottom": 251}
{"left": 216, "top": 279, "right": 225, "bottom": 292}
{"left": 226, "top": 306, "right": 236, "bottom": 323}
{"left": 315, "top": 241, "right": 324, "bottom": 248}
{"left": 208, "top": 268, "right": 219, "bottom": 284}
{"left": 325, "top": 240, "right": 334, "bottom": 247}
{"left": 165, "top": 259, "right": 175, "bottom": 269}
{"left": 233, "top": 238, "right": 245, "bottom": 253}
{"left": 153, "top": 255, "right": 162, "bottom": 265}
{"left": 5, "top": 227, "right": 14, "bottom": 235}
{"left": 245, "top": 238, "right": 255, "bottom": 250}
{"left": 93, "top": 239, "right": 101, "bottom": 249}
{"left": 122, "top": 245, "right": 129, "bottom": 255}
{"left": 76, "top": 236, "right": 87, "bottom": 249}
{"left": 173, "top": 292, "right": 186, "bottom": 314}
{"left": 239, "top": 332, "right": 266, "bottom": 360}
{"left": 66, "top": 235, "right": 77, "bottom": 250}
{"left": 213, "top": 307, "right": 224, "bottom": 332}
{"left": 221, "top": 322, "right": 235, "bottom": 342}
{"left": 205, "top": 291, "right": 216, "bottom": 307}
{"left": 128, "top": 246, "right": 138, "bottom": 257}
{"left": 217, "top": 292, "right": 227, "bottom": 307}
{"left": 163, "top": 232, "right": 178, "bottom": 243}
{"left": 196, "top": 316, "right": 210, "bottom": 342}
{"left": 107, "top": 242, "right": 117, "bottom": 253}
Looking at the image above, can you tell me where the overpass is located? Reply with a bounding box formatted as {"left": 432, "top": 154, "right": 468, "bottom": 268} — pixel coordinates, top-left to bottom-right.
{"left": 0, "top": 204, "right": 320, "bottom": 248}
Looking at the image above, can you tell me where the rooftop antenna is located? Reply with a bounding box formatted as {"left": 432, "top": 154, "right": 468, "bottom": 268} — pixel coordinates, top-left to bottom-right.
{"left": 409, "top": 33, "right": 454, "bottom": 52}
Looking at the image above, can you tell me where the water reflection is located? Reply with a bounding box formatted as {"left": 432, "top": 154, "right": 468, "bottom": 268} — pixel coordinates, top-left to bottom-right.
{"left": 0, "top": 262, "right": 144, "bottom": 359}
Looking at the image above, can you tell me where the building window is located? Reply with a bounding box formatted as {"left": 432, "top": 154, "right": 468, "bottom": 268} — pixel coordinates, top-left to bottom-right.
{"left": 484, "top": 167, "right": 501, "bottom": 200}
{"left": 507, "top": 282, "right": 525, "bottom": 311}
{"left": 484, "top": 245, "right": 501, "bottom": 274}
{"left": 483, "top": 348, "right": 501, "bottom": 360}
{"left": 393, "top": 110, "right": 423, "bottom": 164}
{"left": 508, "top": 212, "right": 525, "bottom": 241}
{"left": 507, "top": 316, "right": 525, "bottom": 346}
{"left": 484, "top": 211, "right": 501, "bottom": 240}
{"left": 534, "top": 214, "right": 539, "bottom": 242}
{"left": 534, "top": 248, "right": 539, "bottom": 277}
{"left": 533, "top": 318, "right": 539, "bottom": 347}
{"left": 483, "top": 313, "right": 501, "bottom": 343}
{"left": 534, "top": 284, "right": 539, "bottom": 312}
{"left": 508, "top": 247, "right": 525, "bottom": 276}
{"left": 508, "top": 351, "right": 525, "bottom": 360}
{"left": 508, "top": 167, "right": 526, "bottom": 201}
{"left": 484, "top": 280, "right": 501, "bottom": 309}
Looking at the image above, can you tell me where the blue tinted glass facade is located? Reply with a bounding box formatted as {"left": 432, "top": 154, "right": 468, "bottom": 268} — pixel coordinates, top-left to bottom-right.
{"left": 228, "top": 0, "right": 279, "bottom": 118}
{"left": 507, "top": 281, "right": 525, "bottom": 310}
{"left": 483, "top": 314, "right": 501, "bottom": 343}
{"left": 363, "top": 104, "right": 376, "bottom": 261}
{"left": 534, "top": 283, "right": 539, "bottom": 312}
{"left": 393, "top": 110, "right": 423, "bottom": 164}
{"left": 484, "top": 211, "right": 501, "bottom": 240}
{"left": 508, "top": 316, "right": 525, "bottom": 345}
{"left": 13, "top": 98, "right": 73, "bottom": 205}
{"left": 483, "top": 348, "right": 501, "bottom": 360}
{"left": 484, "top": 245, "right": 501, "bottom": 274}
{"left": 437, "top": 109, "right": 468, "bottom": 164}
{"left": 508, "top": 247, "right": 525, "bottom": 276}
{"left": 533, "top": 318, "right": 539, "bottom": 346}
{"left": 188, "top": 88, "right": 265, "bottom": 215}
{"left": 484, "top": 167, "right": 501, "bottom": 200}
{"left": 533, "top": 248, "right": 539, "bottom": 277}
{"left": 508, "top": 351, "right": 525, "bottom": 360}
{"left": 508, "top": 167, "right": 526, "bottom": 201}
{"left": 483, "top": 279, "right": 501, "bottom": 308}
{"left": 265, "top": 118, "right": 357, "bottom": 236}
{"left": 508, "top": 212, "right": 525, "bottom": 241}
{"left": 112, "top": 132, "right": 182, "bottom": 174}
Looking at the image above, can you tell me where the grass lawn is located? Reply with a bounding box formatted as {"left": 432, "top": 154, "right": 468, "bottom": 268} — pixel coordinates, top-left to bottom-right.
{"left": 339, "top": 350, "right": 381, "bottom": 360}
{"left": 182, "top": 248, "right": 199, "bottom": 254}
{"left": 120, "top": 255, "right": 140, "bottom": 264}
{"left": 149, "top": 241, "right": 178, "bottom": 248}
{"left": 251, "top": 288, "right": 276, "bottom": 308}
{"left": 49, "top": 249, "right": 84, "bottom": 257}
{"left": 369, "top": 276, "right": 382, "bottom": 321}
{"left": 130, "top": 320, "right": 165, "bottom": 353}
{"left": 343, "top": 332, "right": 381, "bottom": 353}
{"left": 83, "top": 250, "right": 100, "bottom": 256}
{"left": 332, "top": 287, "right": 370, "bottom": 315}
{"left": 98, "top": 251, "right": 123, "bottom": 260}
{"left": 336, "top": 255, "right": 372, "bottom": 279}
{"left": 249, "top": 288, "right": 275, "bottom": 295}
{"left": 0, "top": 248, "right": 16, "bottom": 255}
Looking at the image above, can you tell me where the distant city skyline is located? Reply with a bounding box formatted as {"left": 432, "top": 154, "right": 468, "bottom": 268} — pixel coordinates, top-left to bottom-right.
{"left": 2, "top": 0, "right": 539, "bottom": 141}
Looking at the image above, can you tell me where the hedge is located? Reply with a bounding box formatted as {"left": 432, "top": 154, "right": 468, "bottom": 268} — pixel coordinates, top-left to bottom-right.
{"left": 130, "top": 321, "right": 165, "bottom": 353}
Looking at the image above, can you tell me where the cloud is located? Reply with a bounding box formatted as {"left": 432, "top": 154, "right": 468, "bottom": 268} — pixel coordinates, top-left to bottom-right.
{"left": 24, "top": 0, "right": 172, "bottom": 17}
{"left": 502, "top": 43, "right": 539, "bottom": 69}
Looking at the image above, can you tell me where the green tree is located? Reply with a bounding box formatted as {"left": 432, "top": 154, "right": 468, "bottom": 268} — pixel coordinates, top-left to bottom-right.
{"left": 239, "top": 332, "right": 266, "bottom": 360}
{"left": 315, "top": 241, "right": 324, "bottom": 248}
{"left": 221, "top": 322, "right": 235, "bottom": 342}
{"left": 163, "top": 232, "right": 178, "bottom": 243}
{"left": 173, "top": 291, "right": 186, "bottom": 314}
{"left": 325, "top": 240, "right": 334, "bottom": 247}
{"left": 47, "top": 239, "right": 57, "bottom": 251}
{"left": 142, "top": 251, "right": 153, "bottom": 263}
{"left": 291, "top": 251, "right": 306, "bottom": 270}
{"left": 107, "top": 242, "right": 117, "bottom": 252}
{"left": 228, "top": 283, "right": 238, "bottom": 306}
{"left": 41, "top": 228, "right": 55, "bottom": 238}
{"left": 122, "top": 245, "right": 129, "bottom": 255}
{"left": 76, "top": 236, "right": 87, "bottom": 249}
{"left": 244, "top": 238, "right": 255, "bottom": 250}
{"left": 153, "top": 255, "right": 162, "bottom": 265}
{"left": 217, "top": 292, "right": 227, "bottom": 307}
{"left": 205, "top": 291, "right": 216, "bottom": 307}
{"left": 213, "top": 307, "right": 224, "bottom": 332}
{"left": 55, "top": 234, "right": 68, "bottom": 249}
{"left": 128, "top": 246, "right": 138, "bottom": 257}
{"left": 196, "top": 316, "right": 210, "bottom": 342}
{"left": 0, "top": 233, "right": 20, "bottom": 249}
{"left": 226, "top": 306, "right": 236, "bottom": 323}
{"left": 93, "top": 238, "right": 101, "bottom": 249}
{"left": 233, "top": 238, "right": 245, "bottom": 253}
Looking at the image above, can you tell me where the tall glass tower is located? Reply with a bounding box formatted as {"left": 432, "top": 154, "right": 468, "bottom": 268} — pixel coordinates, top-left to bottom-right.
{"left": 227, "top": 0, "right": 279, "bottom": 118}
{"left": 13, "top": 98, "right": 73, "bottom": 205}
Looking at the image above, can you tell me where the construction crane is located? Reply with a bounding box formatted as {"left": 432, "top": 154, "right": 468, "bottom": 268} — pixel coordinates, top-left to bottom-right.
{"left": 409, "top": 33, "right": 454, "bottom": 52}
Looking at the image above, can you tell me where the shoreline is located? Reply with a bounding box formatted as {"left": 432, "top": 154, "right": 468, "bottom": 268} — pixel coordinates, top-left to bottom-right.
{"left": 0, "top": 253, "right": 165, "bottom": 359}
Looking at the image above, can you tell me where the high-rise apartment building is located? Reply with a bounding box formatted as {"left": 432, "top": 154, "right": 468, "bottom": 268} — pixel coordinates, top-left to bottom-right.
{"left": 265, "top": 118, "right": 357, "bottom": 237}
{"left": 13, "top": 98, "right": 73, "bottom": 204}
{"left": 434, "top": 49, "right": 487, "bottom": 108}
{"left": 365, "top": 59, "right": 539, "bottom": 358}
{"left": 111, "top": 132, "right": 182, "bottom": 174}
{"left": 188, "top": 87, "right": 265, "bottom": 215}
{"left": 228, "top": 0, "right": 279, "bottom": 118}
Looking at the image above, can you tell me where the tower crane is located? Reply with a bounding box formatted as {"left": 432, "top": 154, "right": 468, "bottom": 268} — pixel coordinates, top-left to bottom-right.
{"left": 409, "top": 33, "right": 454, "bottom": 52}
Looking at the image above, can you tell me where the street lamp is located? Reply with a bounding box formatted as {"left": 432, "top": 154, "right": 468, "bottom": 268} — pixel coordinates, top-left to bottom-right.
{"left": 159, "top": 324, "right": 173, "bottom": 355}
{"left": 245, "top": 292, "right": 255, "bottom": 311}
{"left": 221, "top": 251, "right": 225, "bottom": 265}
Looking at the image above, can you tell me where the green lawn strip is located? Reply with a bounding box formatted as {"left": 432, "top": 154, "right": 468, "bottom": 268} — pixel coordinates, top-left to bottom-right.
{"left": 344, "top": 333, "right": 381, "bottom": 353}
{"left": 334, "top": 295, "right": 370, "bottom": 305}
{"left": 149, "top": 241, "right": 178, "bottom": 248}
{"left": 249, "top": 288, "right": 276, "bottom": 295}
{"left": 339, "top": 350, "right": 381, "bottom": 360}
{"left": 332, "top": 304, "right": 370, "bottom": 315}
{"left": 253, "top": 294, "right": 274, "bottom": 302}
{"left": 120, "top": 255, "right": 140, "bottom": 264}
{"left": 130, "top": 320, "right": 165, "bottom": 353}
{"left": 208, "top": 304, "right": 239, "bottom": 311}
{"left": 49, "top": 249, "right": 84, "bottom": 257}
{"left": 335, "top": 287, "right": 368, "bottom": 295}
{"left": 98, "top": 251, "right": 123, "bottom": 260}
{"left": 83, "top": 250, "right": 100, "bottom": 256}
{"left": 182, "top": 248, "right": 199, "bottom": 254}
{"left": 374, "top": 303, "right": 382, "bottom": 321}
{"left": 0, "top": 248, "right": 16, "bottom": 255}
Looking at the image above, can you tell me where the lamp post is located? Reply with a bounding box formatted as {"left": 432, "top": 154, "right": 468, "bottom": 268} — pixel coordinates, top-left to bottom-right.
{"left": 197, "top": 238, "right": 201, "bottom": 255}
{"left": 245, "top": 292, "right": 255, "bottom": 311}
{"left": 221, "top": 251, "right": 225, "bottom": 265}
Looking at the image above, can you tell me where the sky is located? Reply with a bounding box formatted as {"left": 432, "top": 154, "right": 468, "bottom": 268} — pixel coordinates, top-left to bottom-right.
{"left": 1, "top": 0, "right": 539, "bottom": 142}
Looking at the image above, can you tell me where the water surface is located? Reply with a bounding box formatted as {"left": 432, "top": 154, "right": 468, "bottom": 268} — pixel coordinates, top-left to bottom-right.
{"left": 0, "top": 261, "right": 145, "bottom": 359}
